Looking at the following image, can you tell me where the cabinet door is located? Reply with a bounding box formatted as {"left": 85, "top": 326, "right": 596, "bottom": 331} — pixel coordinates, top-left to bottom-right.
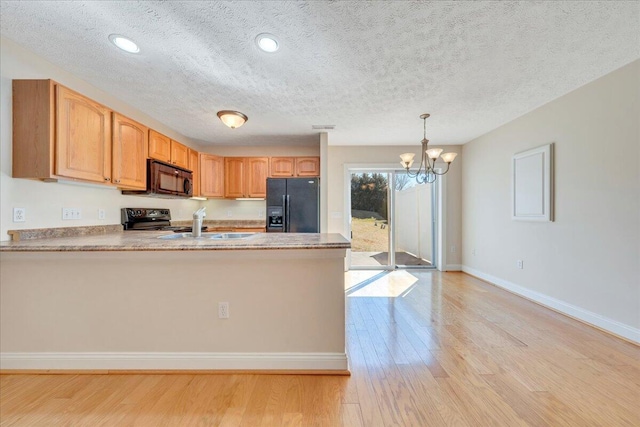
{"left": 148, "top": 130, "right": 171, "bottom": 163}
{"left": 55, "top": 86, "right": 111, "bottom": 183}
{"left": 295, "top": 157, "right": 320, "bottom": 177}
{"left": 188, "top": 148, "right": 200, "bottom": 196}
{"left": 270, "top": 157, "right": 295, "bottom": 177}
{"left": 200, "top": 154, "right": 224, "bottom": 198}
{"left": 246, "top": 157, "right": 269, "bottom": 198}
{"left": 224, "top": 157, "right": 245, "bottom": 198}
{"left": 171, "top": 140, "right": 190, "bottom": 169}
{"left": 112, "top": 113, "right": 148, "bottom": 189}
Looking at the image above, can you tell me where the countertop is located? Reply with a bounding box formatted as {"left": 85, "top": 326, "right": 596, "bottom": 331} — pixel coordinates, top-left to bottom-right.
{"left": 0, "top": 230, "right": 350, "bottom": 252}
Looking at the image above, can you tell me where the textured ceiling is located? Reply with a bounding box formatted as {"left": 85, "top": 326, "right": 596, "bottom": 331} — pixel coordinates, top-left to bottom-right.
{"left": 1, "top": 1, "right": 638, "bottom": 147}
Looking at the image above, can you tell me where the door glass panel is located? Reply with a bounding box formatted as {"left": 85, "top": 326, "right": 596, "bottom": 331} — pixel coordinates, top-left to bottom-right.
{"left": 350, "top": 172, "right": 390, "bottom": 268}
{"left": 394, "top": 172, "right": 436, "bottom": 268}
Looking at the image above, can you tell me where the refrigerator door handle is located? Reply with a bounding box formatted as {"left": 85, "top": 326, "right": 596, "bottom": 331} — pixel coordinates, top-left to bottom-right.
{"left": 285, "top": 195, "right": 291, "bottom": 232}
{"left": 282, "top": 195, "right": 287, "bottom": 232}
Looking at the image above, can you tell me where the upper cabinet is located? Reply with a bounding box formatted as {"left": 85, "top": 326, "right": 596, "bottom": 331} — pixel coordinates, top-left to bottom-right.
{"left": 13, "top": 80, "right": 151, "bottom": 189}
{"left": 148, "top": 130, "right": 171, "bottom": 163}
{"left": 224, "top": 157, "right": 268, "bottom": 198}
{"left": 270, "top": 157, "right": 295, "bottom": 177}
{"left": 188, "top": 148, "right": 200, "bottom": 197}
{"left": 269, "top": 156, "right": 320, "bottom": 177}
{"left": 295, "top": 157, "right": 320, "bottom": 177}
{"left": 200, "top": 154, "right": 224, "bottom": 198}
{"left": 55, "top": 86, "right": 112, "bottom": 183}
{"left": 112, "top": 113, "right": 148, "bottom": 189}
{"left": 148, "top": 129, "right": 189, "bottom": 169}
{"left": 171, "top": 140, "right": 189, "bottom": 169}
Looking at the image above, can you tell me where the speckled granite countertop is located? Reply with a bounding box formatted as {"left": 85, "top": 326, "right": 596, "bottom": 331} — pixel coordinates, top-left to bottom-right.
{"left": 0, "top": 230, "right": 350, "bottom": 252}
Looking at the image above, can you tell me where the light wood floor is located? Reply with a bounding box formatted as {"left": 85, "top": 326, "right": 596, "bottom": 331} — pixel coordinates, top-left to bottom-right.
{"left": 1, "top": 271, "right": 639, "bottom": 426}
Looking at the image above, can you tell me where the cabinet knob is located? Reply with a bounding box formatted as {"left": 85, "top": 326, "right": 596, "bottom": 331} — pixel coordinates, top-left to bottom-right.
{"left": 104, "top": 177, "right": 110, "bottom": 181}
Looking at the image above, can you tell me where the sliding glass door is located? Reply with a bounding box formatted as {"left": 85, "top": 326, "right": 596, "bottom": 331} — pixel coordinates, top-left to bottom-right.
{"left": 393, "top": 171, "right": 436, "bottom": 268}
{"left": 349, "top": 172, "right": 392, "bottom": 269}
{"left": 349, "top": 170, "right": 437, "bottom": 270}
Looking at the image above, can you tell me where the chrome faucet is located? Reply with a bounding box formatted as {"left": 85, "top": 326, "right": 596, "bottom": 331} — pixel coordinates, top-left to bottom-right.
{"left": 192, "top": 207, "right": 206, "bottom": 237}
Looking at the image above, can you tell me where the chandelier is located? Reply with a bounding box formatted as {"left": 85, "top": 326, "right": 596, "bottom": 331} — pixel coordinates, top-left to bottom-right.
{"left": 399, "top": 114, "right": 457, "bottom": 183}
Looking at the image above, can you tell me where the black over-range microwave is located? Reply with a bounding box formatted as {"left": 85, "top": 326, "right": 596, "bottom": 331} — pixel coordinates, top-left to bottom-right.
{"left": 122, "top": 159, "right": 193, "bottom": 198}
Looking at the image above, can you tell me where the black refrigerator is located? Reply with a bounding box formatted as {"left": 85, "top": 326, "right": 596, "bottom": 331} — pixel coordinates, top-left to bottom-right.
{"left": 266, "top": 178, "right": 319, "bottom": 233}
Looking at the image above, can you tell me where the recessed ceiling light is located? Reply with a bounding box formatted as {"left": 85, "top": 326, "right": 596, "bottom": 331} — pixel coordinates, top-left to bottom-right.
{"left": 108, "top": 34, "right": 140, "bottom": 54}
{"left": 255, "top": 33, "right": 279, "bottom": 53}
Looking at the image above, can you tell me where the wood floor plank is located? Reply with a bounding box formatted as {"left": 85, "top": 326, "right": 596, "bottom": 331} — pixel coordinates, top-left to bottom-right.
{"left": 2, "top": 271, "right": 639, "bottom": 426}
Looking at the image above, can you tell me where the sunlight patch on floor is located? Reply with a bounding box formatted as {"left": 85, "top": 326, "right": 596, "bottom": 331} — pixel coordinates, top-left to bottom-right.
{"left": 345, "top": 270, "right": 418, "bottom": 297}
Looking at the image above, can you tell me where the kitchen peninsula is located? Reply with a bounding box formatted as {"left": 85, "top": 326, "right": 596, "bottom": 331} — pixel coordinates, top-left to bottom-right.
{"left": 0, "top": 230, "right": 350, "bottom": 372}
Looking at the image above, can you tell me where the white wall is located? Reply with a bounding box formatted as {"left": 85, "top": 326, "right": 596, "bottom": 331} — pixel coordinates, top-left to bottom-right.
{"left": 1, "top": 249, "right": 348, "bottom": 370}
{"left": 462, "top": 60, "right": 640, "bottom": 340}
{"left": 0, "top": 37, "right": 202, "bottom": 241}
{"left": 326, "top": 144, "right": 462, "bottom": 268}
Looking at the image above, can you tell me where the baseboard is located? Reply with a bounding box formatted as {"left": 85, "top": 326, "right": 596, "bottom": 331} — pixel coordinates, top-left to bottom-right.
{"left": 462, "top": 266, "right": 640, "bottom": 344}
{"left": 445, "top": 264, "right": 462, "bottom": 271}
{"left": 0, "top": 352, "right": 349, "bottom": 371}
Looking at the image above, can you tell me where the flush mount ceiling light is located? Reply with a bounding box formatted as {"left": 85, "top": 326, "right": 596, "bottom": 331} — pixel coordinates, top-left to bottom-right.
{"left": 217, "top": 110, "right": 248, "bottom": 129}
{"left": 108, "top": 34, "right": 140, "bottom": 53}
{"left": 399, "top": 114, "right": 458, "bottom": 184}
{"left": 255, "top": 33, "right": 279, "bottom": 53}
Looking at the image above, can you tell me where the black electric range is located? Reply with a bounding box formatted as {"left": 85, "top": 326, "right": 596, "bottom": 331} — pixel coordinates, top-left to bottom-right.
{"left": 121, "top": 208, "right": 207, "bottom": 233}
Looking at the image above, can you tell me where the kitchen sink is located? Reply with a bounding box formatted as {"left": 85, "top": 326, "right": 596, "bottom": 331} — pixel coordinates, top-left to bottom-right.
{"left": 209, "top": 233, "right": 255, "bottom": 239}
{"left": 157, "top": 232, "right": 256, "bottom": 240}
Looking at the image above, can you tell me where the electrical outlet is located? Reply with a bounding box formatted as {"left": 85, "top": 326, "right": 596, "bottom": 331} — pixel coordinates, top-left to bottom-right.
{"left": 227, "top": 210, "right": 233, "bottom": 218}
{"left": 472, "top": 249, "right": 476, "bottom": 256}
{"left": 13, "top": 208, "right": 26, "bottom": 222}
{"left": 258, "top": 209, "right": 265, "bottom": 218}
{"left": 517, "top": 260, "right": 524, "bottom": 269}
{"left": 218, "top": 302, "right": 230, "bottom": 319}
{"left": 98, "top": 209, "right": 106, "bottom": 220}
{"left": 450, "top": 245, "right": 457, "bottom": 253}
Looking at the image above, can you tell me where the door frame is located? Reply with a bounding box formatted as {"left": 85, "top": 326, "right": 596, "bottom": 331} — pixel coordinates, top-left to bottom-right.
{"left": 344, "top": 163, "right": 448, "bottom": 271}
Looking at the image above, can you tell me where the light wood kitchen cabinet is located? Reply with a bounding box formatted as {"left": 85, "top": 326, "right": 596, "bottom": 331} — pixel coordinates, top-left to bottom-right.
{"left": 188, "top": 148, "right": 200, "bottom": 197}
{"left": 200, "top": 153, "right": 224, "bottom": 198}
{"left": 245, "top": 157, "right": 269, "bottom": 197}
{"left": 224, "top": 157, "right": 268, "bottom": 198}
{"left": 12, "top": 80, "right": 114, "bottom": 184}
{"left": 270, "top": 157, "right": 295, "bottom": 177}
{"left": 295, "top": 157, "right": 320, "bottom": 177}
{"left": 224, "top": 157, "right": 246, "bottom": 198}
{"left": 148, "top": 130, "right": 172, "bottom": 163}
{"left": 268, "top": 156, "right": 320, "bottom": 177}
{"left": 171, "top": 140, "right": 189, "bottom": 169}
{"left": 56, "top": 86, "right": 113, "bottom": 183}
{"left": 112, "top": 113, "right": 148, "bottom": 189}
{"left": 148, "top": 130, "right": 189, "bottom": 169}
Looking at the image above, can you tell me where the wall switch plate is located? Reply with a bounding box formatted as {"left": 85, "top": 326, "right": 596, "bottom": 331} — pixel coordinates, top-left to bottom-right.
{"left": 450, "top": 245, "right": 457, "bottom": 253}
{"left": 62, "top": 208, "right": 82, "bottom": 220}
{"left": 227, "top": 211, "right": 233, "bottom": 218}
{"left": 218, "top": 302, "right": 230, "bottom": 319}
{"left": 98, "top": 209, "right": 106, "bottom": 220}
{"left": 517, "top": 260, "right": 524, "bottom": 269}
{"left": 472, "top": 249, "right": 476, "bottom": 256}
{"left": 13, "top": 208, "right": 26, "bottom": 222}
